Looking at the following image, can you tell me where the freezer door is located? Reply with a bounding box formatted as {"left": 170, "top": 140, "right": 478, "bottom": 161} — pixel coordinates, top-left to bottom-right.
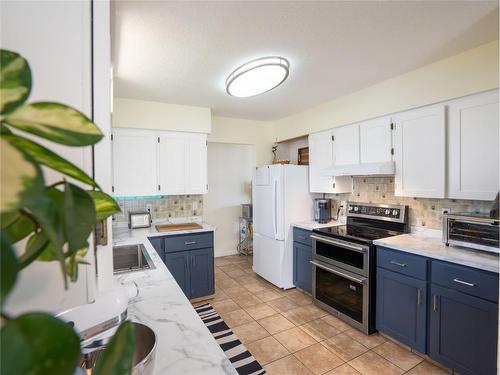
{"left": 253, "top": 165, "right": 284, "bottom": 240}
{"left": 253, "top": 233, "right": 284, "bottom": 288}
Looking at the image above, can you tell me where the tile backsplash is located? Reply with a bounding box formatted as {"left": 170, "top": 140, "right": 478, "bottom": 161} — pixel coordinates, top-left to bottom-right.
{"left": 327, "top": 177, "right": 494, "bottom": 230}
{"left": 113, "top": 195, "right": 203, "bottom": 223}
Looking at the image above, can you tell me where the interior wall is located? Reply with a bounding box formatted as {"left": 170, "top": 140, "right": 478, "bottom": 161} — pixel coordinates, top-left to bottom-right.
{"left": 204, "top": 143, "right": 255, "bottom": 257}
{"left": 209, "top": 116, "right": 275, "bottom": 167}
{"left": 275, "top": 40, "right": 499, "bottom": 141}
{"left": 276, "top": 136, "right": 308, "bottom": 164}
{"left": 113, "top": 97, "right": 212, "bottom": 133}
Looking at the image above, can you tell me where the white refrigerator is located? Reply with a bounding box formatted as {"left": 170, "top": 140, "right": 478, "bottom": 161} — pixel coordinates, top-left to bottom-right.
{"left": 252, "top": 164, "right": 312, "bottom": 289}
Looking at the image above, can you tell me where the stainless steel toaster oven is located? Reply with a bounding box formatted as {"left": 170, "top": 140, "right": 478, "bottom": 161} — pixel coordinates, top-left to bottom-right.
{"left": 443, "top": 212, "right": 499, "bottom": 254}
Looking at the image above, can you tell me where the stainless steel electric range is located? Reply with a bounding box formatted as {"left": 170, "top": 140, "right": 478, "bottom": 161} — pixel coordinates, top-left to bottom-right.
{"left": 311, "top": 202, "right": 409, "bottom": 334}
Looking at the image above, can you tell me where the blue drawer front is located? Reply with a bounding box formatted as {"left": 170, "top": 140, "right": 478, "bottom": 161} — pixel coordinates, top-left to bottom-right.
{"left": 377, "top": 247, "right": 428, "bottom": 280}
{"left": 431, "top": 261, "right": 499, "bottom": 303}
{"left": 293, "top": 227, "right": 312, "bottom": 247}
{"left": 164, "top": 232, "right": 213, "bottom": 253}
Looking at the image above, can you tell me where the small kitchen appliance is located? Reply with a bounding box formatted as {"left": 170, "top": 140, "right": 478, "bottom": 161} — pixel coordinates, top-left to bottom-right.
{"left": 443, "top": 212, "right": 499, "bottom": 254}
{"left": 128, "top": 211, "right": 151, "bottom": 229}
{"left": 311, "top": 202, "right": 409, "bottom": 334}
{"left": 314, "top": 198, "right": 332, "bottom": 223}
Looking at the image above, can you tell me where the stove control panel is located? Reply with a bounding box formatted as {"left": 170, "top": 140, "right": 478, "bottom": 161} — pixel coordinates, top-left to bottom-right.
{"left": 348, "top": 204, "right": 404, "bottom": 220}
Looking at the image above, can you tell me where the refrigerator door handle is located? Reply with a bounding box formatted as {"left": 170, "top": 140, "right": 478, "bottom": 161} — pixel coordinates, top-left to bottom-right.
{"left": 273, "top": 177, "right": 278, "bottom": 239}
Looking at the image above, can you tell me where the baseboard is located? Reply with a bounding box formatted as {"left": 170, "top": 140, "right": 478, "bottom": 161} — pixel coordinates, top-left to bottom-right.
{"left": 214, "top": 249, "right": 239, "bottom": 258}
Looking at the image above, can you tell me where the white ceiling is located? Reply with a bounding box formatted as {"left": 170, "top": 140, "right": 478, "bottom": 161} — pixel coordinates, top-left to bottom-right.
{"left": 112, "top": 1, "right": 498, "bottom": 121}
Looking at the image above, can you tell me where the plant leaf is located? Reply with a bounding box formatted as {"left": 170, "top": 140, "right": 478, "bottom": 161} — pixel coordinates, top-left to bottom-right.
{"left": 3, "top": 212, "right": 35, "bottom": 243}
{"left": 63, "top": 182, "right": 96, "bottom": 254}
{"left": 94, "top": 321, "right": 136, "bottom": 375}
{"left": 3, "top": 132, "right": 99, "bottom": 188}
{"left": 0, "top": 49, "right": 32, "bottom": 115}
{"left": 4, "top": 102, "right": 103, "bottom": 146}
{"left": 88, "top": 190, "right": 121, "bottom": 221}
{"left": 19, "top": 231, "right": 49, "bottom": 267}
{"left": 0, "top": 232, "right": 19, "bottom": 306}
{"left": 0, "top": 138, "right": 43, "bottom": 212}
{"left": 1, "top": 211, "right": 20, "bottom": 229}
{"left": 0, "top": 313, "right": 80, "bottom": 375}
{"left": 66, "top": 246, "right": 89, "bottom": 282}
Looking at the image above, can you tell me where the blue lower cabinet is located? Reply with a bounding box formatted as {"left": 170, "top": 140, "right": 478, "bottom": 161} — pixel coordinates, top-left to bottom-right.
{"left": 376, "top": 268, "right": 427, "bottom": 353}
{"left": 148, "top": 237, "right": 164, "bottom": 261}
{"left": 165, "top": 251, "right": 190, "bottom": 298}
{"left": 293, "top": 242, "right": 312, "bottom": 293}
{"left": 429, "top": 284, "right": 498, "bottom": 375}
{"left": 190, "top": 248, "right": 214, "bottom": 299}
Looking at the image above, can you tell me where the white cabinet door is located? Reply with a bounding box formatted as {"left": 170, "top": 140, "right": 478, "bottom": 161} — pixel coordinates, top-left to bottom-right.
{"left": 308, "top": 130, "right": 352, "bottom": 194}
{"left": 112, "top": 128, "right": 158, "bottom": 196}
{"left": 360, "top": 116, "right": 393, "bottom": 163}
{"left": 158, "top": 132, "right": 186, "bottom": 195}
{"left": 448, "top": 90, "right": 499, "bottom": 200}
{"left": 393, "top": 105, "right": 446, "bottom": 198}
{"left": 332, "top": 124, "right": 360, "bottom": 166}
{"left": 185, "top": 133, "right": 207, "bottom": 194}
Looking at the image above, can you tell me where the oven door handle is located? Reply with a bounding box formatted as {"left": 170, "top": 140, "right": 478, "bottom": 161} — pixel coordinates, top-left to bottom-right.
{"left": 310, "top": 260, "right": 366, "bottom": 284}
{"left": 310, "top": 235, "right": 367, "bottom": 253}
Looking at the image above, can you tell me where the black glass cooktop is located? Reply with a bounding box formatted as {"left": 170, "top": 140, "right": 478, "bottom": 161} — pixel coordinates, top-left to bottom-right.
{"left": 313, "top": 224, "right": 404, "bottom": 245}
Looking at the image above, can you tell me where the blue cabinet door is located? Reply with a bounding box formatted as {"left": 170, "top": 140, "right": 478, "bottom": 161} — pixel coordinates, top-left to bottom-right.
{"left": 429, "top": 284, "right": 498, "bottom": 375}
{"left": 293, "top": 242, "right": 312, "bottom": 293}
{"left": 189, "top": 248, "right": 214, "bottom": 299}
{"left": 164, "top": 252, "right": 191, "bottom": 299}
{"left": 148, "top": 237, "right": 164, "bottom": 261}
{"left": 376, "top": 268, "right": 427, "bottom": 353}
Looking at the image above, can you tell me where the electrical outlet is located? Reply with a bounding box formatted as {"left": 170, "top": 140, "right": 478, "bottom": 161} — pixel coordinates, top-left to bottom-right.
{"left": 442, "top": 208, "right": 450, "bottom": 215}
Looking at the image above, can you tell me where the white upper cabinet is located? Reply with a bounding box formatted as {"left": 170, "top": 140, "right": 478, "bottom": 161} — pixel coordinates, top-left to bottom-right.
{"left": 332, "top": 124, "right": 360, "bottom": 166}
{"left": 308, "top": 130, "right": 352, "bottom": 194}
{"left": 447, "top": 90, "right": 499, "bottom": 200}
{"left": 185, "top": 133, "right": 208, "bottom": 194}
{"left": 112, "top": 128, "right": 159, "bottom": 196}
{"left": 360, "top": 116, "right": 393, "bottom": 164}
{"left": 393, "top": 105, "right": 446, "bottom": 198}
{"left": 113, "top": 129, "right": 208, "bottom": 196}
{"left": 158, "top": 132, "right": 186, "bottom": 195}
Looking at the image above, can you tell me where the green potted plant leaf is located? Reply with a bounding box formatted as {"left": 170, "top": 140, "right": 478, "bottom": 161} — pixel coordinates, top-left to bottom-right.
{"left": 0, "top": 49, "right": 135, "bottom": 375}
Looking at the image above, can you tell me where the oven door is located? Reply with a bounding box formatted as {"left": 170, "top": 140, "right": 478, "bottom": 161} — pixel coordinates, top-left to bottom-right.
{"left": 311, "top": 234, "right": 370, "bottom": 276}
{"left": 311, "top": 259, "right": 369, "bottom": 333}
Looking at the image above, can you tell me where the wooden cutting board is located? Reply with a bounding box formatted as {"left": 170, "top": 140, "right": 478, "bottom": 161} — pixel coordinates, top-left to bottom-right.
{"left": 155, "top": 223, "right": 203, "bottom": 232}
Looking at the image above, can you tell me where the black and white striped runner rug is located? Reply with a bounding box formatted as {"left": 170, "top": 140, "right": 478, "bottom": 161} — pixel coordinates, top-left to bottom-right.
{"left": 195, "top": 303, "right": 266, "bottom": 375}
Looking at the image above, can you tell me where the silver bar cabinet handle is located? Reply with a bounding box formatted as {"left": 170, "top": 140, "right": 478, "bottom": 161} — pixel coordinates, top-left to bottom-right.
{"left": 185, "top": 241, "right": 196, "bottom": 245}
{"left": 390, "top": 260, "right": 407, "bottom": 267}
{"left": 433, "top": 295, "right": 438, "bottom": 311}
{"left": 453, "top": 278, "right": 476, "bottom": 287}
{"left": 417, "top": 289, "right": 421, "bottom": 305}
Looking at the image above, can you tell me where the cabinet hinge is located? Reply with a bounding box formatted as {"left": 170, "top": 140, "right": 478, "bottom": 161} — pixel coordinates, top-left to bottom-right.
{"left": 206, "top": 184, "right": 209, "bottom": 191}
{"left": 390, "top": 148, "right": 394, "bottom": 155}
{"left": 158, "top": 184, "right": 161, "bottom": 191}
{"left": 206, "top": 140, "right": 208, "bottom": 146}
{"left": 390, "top": 122, "right": 394, "bottom": 130}
{"left": 111, "top": 134, "right": 113, "bottom": 141}
{"left": 111, "top": 185, "right": 114, "bottom": 193}
{"left": 331, "top": 135, "right": 335, "bottom": 141}
{"left": 157, "top": 137, "right": 160, "bottom": 143}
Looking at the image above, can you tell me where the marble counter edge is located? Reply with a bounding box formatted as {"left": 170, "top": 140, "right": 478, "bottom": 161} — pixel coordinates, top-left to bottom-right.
{"left": 291, "top": 220, "right": 344, "bottom": 231}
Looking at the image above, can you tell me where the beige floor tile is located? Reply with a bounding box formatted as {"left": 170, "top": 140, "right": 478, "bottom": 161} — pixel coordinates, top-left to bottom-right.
{"left": 234, "top": 274, "right": 260, "bottom": 284}
{"left": 294, "top": 343, "right": 344, "bottom": 374}
{"left": 325, "top": 364, "right": 361, "bottom": 375}
{"left": 245, "top": 303, "right": 277, "bottom": 320}
{"left": 219, "top": 308, "right": 254, "bottom": 328}
{"left": 219, "top": 264, "right": 243, "bottom": 274}
{"left": 321, "top": 333, "right": 369, "bottom": 362}
{"left": 286, "top": 290, "right": 313, "bottom": 306}
{"left": 282, "top": 305, "right": 326, "bottom": 325}
{"left": 274, "top": 327, "right": 318, "bottom": 353}
{"left": 217, "top": 277, "right": 240, "bottom": 290}
{"left": 224, "top": 267, "right": 247, "bottom": 278}
{"left": 268, "top": 297, "right": 300, "bottom": 313}
{"left": 405, "top": 361, "right": 451, "bottom": 375}
{"left": 265, "top": 355, "right": 314, "bottom": 375}
{"left": 373, "top": 341, "right": 423, "bottom": 371}
{"left": 211, "top": 299, "right": 240, "bottom": 314}
{"left": 246, "top": 336, "right": 290, "bottom": 365}
{"left": 211, "top": 290, "right": 231, "bottom": 302}
{"left": 215, "top": 268, "right": 230, "bottom": 280}
{"left": 254, "top": 289, "right": 283, "bottom": 302}
{"left": 320, "top": 315, "right": 353, "bottom": 332}
{"left": 306, "top": 303, "right": 329, "bottom": 317}
{"left": 231, "top": 321, "right": 269, "bottom": 344}
{"left": 258, "top": 314, "right": 295, "bottom": 334}
{"left": 348, "top": 351, "right": 404, "bottom": 375}
{"left": 214, "top": 257, "right": 236, "bottom": 267}
{"left": 343, "top": 328, "right": 386, "bottom": 349}
{"left": 299, "top": 318, "right": 341, "bottom": 341}
{"left": 233, "top": 292, "right": 263, "bottom": 308}
{"left": 243, "top": 281, "right": 270, "bottom": 293}
{"left": 222, "top": 285, "right": 249, "bottom": 298}
{"left": 239, "top": 261, "right": 253, "bottom": 270}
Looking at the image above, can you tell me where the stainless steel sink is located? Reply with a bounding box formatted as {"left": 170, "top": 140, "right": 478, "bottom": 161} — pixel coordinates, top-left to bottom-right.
{"left": 80, "top": 322, "right": 157, "bottom": 375}
{"left": 113, "top": 244, "right": 156, "bottom": 274}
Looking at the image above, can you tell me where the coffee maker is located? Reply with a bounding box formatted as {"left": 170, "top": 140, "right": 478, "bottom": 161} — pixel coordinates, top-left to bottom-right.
{"left": 314, "top": 198, "right": 332, "bottom": 223}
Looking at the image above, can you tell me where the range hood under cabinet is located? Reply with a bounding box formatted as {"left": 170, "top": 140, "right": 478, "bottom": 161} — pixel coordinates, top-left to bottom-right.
{"left": 323, "top": 161, "right": 395, "bottom": 177}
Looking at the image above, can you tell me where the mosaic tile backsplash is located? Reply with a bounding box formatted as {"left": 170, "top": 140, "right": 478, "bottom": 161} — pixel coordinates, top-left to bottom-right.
{"left": 113, "top": 195, "right": 203, "bottom": 223}
{"left": 327, "top": 177, "right": 495, "bottom": 230}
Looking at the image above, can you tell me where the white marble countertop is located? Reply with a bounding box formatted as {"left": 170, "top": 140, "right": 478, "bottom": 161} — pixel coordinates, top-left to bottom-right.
{"left": 374, "top": 233, "right": 499, "bottom": 274}
{"left": 112, "top": 222, "right": 236, "bottom": 375}
{"left": 291, "top": 219, "right": 344, "bottom": 231}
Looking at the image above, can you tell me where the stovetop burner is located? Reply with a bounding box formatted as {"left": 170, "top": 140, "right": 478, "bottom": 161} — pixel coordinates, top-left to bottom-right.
{"left": 313, "top": 224, "right": 404, "bottom": 245}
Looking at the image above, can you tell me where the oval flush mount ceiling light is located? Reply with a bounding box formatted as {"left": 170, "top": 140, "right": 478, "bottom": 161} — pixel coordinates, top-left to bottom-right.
{"left": 226, "top": 56, "right": 289, "bottom": 97}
